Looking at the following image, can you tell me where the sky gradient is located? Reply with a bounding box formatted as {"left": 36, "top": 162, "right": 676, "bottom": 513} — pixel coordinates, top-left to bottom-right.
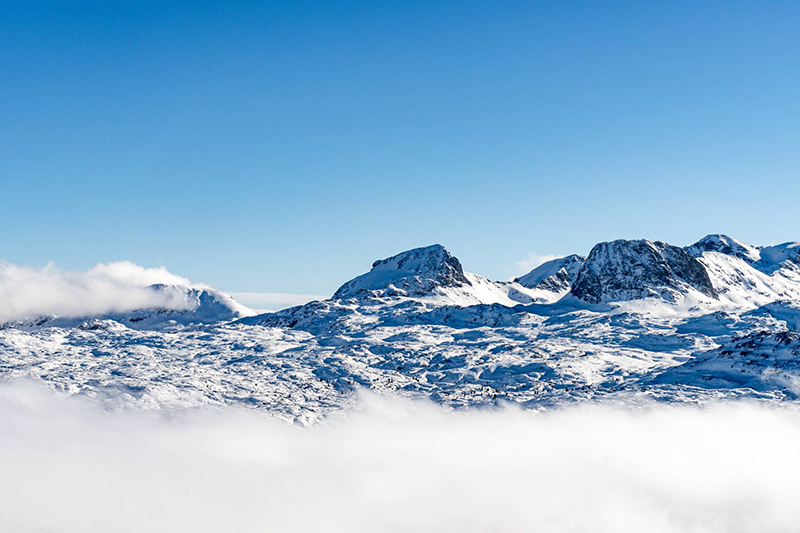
{"left": 2, "top": 0, "right": 799, "bottom": 296}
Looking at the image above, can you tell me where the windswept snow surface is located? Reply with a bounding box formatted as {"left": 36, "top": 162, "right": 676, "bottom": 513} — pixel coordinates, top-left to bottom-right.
{"left": 2, "top": 235, "right": 800, "bottom": 423}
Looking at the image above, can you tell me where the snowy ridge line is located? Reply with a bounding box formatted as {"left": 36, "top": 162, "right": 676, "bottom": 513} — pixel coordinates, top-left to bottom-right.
{"left": 1, "top": 233, "right": 800, "bottom": 422}
{"left": 244, "top": 234, "right": 800, "bottom": 323}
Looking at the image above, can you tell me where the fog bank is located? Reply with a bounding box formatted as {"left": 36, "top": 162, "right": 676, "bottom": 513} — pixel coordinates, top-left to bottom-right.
{"left": 0, "top": 381, "right": 798, "bottom": 533}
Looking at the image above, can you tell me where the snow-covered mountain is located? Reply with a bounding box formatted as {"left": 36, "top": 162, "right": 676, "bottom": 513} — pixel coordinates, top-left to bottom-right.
{"left": 686, "top": 234, "right": 761, "bottom": 263}
{"left": 332, "top": 244, "right": 470, "bottom": 299}
{"left": 328, "top": 244, "right": 563, "bottom": 307}
{"left": 103, "top": 285, "right": 253, "bottom": 329}
{"left": 570, "top": 239, "right": 717, "bottom": 304}
{"left": 2, "top": 234, "right": 800, "bottom": 423}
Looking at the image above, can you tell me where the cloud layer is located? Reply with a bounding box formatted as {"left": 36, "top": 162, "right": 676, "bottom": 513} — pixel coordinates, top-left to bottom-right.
{"left": 0, "top": 260, "right": 198, "bottom": 322}
{"left": 1, "top": 382, "right": 798, "bottom": 533}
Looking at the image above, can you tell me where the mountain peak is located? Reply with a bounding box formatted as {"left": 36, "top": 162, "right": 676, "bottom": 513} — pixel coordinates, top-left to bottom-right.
{"left": 333, "top": 244, "right": 470, "bottom": 299}
{"left": 369, "top": 244, "right": 446, "bottom": 267}
{"left": 571, "top": 239, "right": 717, "bottom": 303}
{"left": 686, "top": 234, "right": 761, "bottom": 263}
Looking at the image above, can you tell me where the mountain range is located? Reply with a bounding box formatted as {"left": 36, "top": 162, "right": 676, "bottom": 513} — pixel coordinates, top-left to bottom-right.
{"left": 2, "top": 234, "right": 800, "bottom": 423}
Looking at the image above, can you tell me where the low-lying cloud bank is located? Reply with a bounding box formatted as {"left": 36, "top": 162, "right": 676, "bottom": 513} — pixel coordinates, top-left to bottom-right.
{"left": 1, "top": 381, "right": 799, "bottom": 533}
{"left": 0, "top": 261, "right": 200, "bottom": 322}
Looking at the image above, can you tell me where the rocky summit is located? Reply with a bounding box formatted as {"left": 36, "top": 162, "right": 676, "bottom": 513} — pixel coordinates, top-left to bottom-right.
{"left": 570, "top": 239, "right": 717, "bottom": 303}
{"left": 332, "top": 244, "right": 471, "bottom": 299}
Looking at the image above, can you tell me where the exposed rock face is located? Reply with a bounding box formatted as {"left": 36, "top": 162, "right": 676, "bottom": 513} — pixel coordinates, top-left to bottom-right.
{"left": 333, "top": 244, "right": 471, "bottom": 299}
{"left": 515, "top": 255, "right": 585, "bottom": 293}
{"left": 686, "top": 234, "right": 761, "bottom": 263}
{"left": 571, "top": 239, "right": 717, "bottom": 303}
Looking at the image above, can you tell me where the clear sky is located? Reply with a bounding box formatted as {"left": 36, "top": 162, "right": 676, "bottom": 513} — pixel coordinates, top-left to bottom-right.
{"left": 2, "top": 0, "right": 799, "bottom": 297}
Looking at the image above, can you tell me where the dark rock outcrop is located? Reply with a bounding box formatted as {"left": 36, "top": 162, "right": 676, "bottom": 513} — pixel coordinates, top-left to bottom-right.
{"left": 571, "top": 239, "right": 717, "bottom": 303}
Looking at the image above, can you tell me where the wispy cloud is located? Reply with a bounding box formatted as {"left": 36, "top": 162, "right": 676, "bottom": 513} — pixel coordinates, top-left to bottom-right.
{"left": 1, "top": 382, "right": 799, "bottom": 532}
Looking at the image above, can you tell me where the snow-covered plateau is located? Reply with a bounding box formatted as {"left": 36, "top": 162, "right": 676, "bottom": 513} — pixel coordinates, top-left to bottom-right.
{"left": 3, "top": 234, "right": 800, "bottom": 424}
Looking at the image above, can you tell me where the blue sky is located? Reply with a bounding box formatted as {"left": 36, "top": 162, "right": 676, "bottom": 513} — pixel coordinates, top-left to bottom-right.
{"left": 1, "top": 0, "right": 799, "bottom": 297}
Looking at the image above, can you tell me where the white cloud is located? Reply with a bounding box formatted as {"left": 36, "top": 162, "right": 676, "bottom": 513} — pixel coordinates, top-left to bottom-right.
{"left": 514, "top": 253, "right": 560, "bottom": 277}
{"left": 227, "top": 292, "right": 327, "bottom": 313}
{"left": 0, "top": 260, "right": 199, "bottom": 323}
{"left": 1, "top": 381, "right": 799, "bottom": 533}
{"left": 85, "top": 260, "right": 192, "bottom": 287}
